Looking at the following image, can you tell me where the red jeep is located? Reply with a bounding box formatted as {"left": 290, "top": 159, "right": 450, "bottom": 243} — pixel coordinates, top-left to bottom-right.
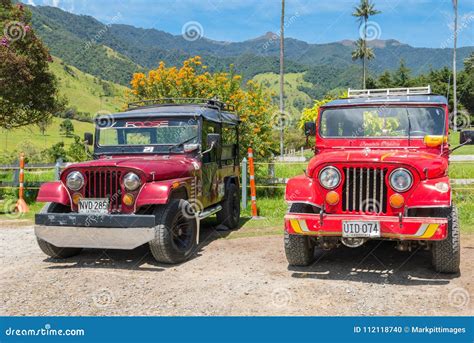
{"left": 35, "top": 99, "right": 241, "bottom": 264}
{"left": 284, "top": 87, "right": 473, "bottom": 273}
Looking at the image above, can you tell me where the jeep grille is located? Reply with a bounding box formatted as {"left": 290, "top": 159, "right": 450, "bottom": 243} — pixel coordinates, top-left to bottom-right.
{"left": 84, "top": 170, "right": 123, "bottom": 212}
{"left": 342, "top": 167, "right": 388, "bottom": 214}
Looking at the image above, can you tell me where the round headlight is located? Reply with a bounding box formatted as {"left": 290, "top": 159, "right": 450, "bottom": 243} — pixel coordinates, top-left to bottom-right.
{"left": 123, "top": 172, "right": 141, "bottom": 191}
{"left": 66, "top": 171, "right": 84, "bottom": 191}
{"left": 319, "top": 166, "right": 341, "bottom": 189}
{"left": 389, "top": 168, "right": 413, "bottom": 192}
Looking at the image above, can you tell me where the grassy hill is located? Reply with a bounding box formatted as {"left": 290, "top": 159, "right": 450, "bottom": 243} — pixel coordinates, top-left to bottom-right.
{"left": 50, "top": 56, "right": 128, "bottom": 115}
{"left": 0, "top": 117, "right": 93, "bottom": 154}
{"left": 252, "top": 72, "right": 313, "bottom": 120}
{"left": 0, "top": 58, "right": 128, "bottom": 155}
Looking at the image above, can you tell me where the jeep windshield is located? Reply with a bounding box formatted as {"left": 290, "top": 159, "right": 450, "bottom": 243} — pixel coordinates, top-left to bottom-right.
{"left": 320, "top": 106, "right": 445, "bottom": 138}
{"left": 96, "top": 118, "right": 199, "bottom": 153}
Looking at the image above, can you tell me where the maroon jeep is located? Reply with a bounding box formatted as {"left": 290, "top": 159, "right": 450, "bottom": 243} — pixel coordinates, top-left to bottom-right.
{"left": 35, "top": 99, "right": 241, "bottom": 264}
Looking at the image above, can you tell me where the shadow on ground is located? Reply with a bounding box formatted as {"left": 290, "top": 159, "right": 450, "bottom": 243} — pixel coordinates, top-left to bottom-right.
{"left": 44, "top": 218, "right": 242, "bottom": 271}
{"left": 289, "top": 241, "right": 460, "bottom": 286}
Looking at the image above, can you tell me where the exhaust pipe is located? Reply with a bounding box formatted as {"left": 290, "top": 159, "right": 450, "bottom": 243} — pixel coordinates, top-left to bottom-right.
{"left": 341, "top": 237, "right": 366, "bottom": 248}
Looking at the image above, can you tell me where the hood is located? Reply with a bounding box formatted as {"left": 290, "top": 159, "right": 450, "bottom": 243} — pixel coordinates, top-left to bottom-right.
{"left": 64, "top": 155, "right": 199, "bottom": 181}
{"left": 307, "top": 149, "right": 448, "bottom": 179}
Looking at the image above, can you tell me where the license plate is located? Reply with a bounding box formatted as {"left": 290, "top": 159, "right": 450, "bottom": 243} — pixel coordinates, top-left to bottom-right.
{"left": 78, "top": 198, "right": 109, "bottom": 214}
{"left": 342, "top": 221, "right": 381, "bottom": 238}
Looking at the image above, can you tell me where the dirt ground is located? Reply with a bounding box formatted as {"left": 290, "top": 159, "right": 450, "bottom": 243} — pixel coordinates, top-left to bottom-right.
{"left": 1, "top": 222, "right": 472, "bottom": 316}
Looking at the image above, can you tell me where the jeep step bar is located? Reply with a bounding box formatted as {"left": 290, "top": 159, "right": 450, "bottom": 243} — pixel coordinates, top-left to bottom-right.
{"left": 196, "top": 205, "right": 223, "bottom": 244}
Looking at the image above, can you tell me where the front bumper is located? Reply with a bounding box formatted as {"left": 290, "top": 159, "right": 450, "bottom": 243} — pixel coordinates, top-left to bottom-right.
{"left": 35, "top": 213, "right": 156, "bottom": 250}
{"left": 284, "top": 213, "right": 448, "bottom": 240}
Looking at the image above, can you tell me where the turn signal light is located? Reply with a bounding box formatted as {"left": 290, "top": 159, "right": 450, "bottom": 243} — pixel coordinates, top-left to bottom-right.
{"left": 326, "top": 191, "right": 340, "bottom": 205}
{"left": 72, "top": 193, "right": 82, "bottom": 205}
{"left": 123, "top": 193, "right": 134, "bottom": 206}
{"left": 424, "top": 135, "right": 447, "bottom": 148}
{"left": 389, "top": 193, "right": 405, "bottom": 208}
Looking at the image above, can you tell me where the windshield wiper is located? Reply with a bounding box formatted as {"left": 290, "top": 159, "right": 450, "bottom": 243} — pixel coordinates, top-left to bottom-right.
{"left": 168, "top": 135, "right": 198, "bottom": 152}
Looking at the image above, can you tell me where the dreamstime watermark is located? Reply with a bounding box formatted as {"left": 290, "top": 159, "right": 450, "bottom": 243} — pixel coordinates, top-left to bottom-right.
{"left": 181, "top": 198, "right": 204, "bottom": 219}
{"left": 182, "top": 21, "right": 204, "bottom": 42}
{"left": 262, "top": 12, "right": 300, "bottom": 51}
{"left": 441, "top": 13, "right": 474, "bottom": 49}
{"left": 2, "top": 199, "right": 23, "bottom": 219}
{"left": 5, "top": 323, "right": 85, "bottom": 337}
{"left": 359, "top": 20, "right": 381, "bottom": 41}
{"left": 449, "top": 111, "right": 471, "bottom": 130}
{"left": 271, "top": 110, "right": 293, "bottom": 130}
{"left": 95, "top": 110, "right": 114, "bottom": 128}
{"left": 3, "top": 21, "right": 29, "bottom": 42}
{"left": 92, "top": 288, "right": 114, "bottom": 308}
{"left": 84, "top": 12, "right": 122, "bottom": 50}
{"left": 271, "top": 287, "right": 292, "bottom": 308}
{"left": 448, "top": 287, "right": 470, "bottom": 309}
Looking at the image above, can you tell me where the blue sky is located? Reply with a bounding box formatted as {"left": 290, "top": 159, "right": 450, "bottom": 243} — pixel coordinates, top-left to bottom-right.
{"left": 28, "top": 0, "right": 473, "bottom": 48}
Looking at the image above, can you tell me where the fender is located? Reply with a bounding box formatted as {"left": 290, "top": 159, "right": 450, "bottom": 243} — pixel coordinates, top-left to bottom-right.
{"left": 36, "top": 182, "right": 70, "bottom": 206}
{"left": 406, "top": 176, "right": 452, "bottom": 208}
{"left": 285, "top": 175, "right": 323, "bottom": 207}
{"left": 135, "top": 178, "right": 192, "bottom": 208}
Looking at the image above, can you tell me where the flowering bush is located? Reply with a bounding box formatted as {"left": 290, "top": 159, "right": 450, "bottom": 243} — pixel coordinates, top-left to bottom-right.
{"left": 128, "top": 56, "right": 278, "bottom": 158}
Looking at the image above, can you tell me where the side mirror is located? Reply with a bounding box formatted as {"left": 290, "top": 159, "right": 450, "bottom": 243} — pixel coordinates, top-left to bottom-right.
{"left": 304, "top": 122, "right": 316, "bottom": 136}
{"left": 207, "top": 133, "right": 221, "bottom": 148}
{"left": 84, "top": 132, "right": 93, "bottom": 146}
{"left": 460, "top": 130, "right": 474, "bottom": 145}
{"left": 184, "top": 143, "right": 200, "bottom": 153}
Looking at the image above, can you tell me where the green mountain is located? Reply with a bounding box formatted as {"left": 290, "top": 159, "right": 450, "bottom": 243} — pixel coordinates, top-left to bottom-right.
{"left": 28, "top": 5, "right": 474, "bottom": 87}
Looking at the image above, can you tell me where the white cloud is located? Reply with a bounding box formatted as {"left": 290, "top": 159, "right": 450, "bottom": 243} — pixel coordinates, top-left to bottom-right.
{"left": 26, "top": 0, "right": 36, "bottom": 5}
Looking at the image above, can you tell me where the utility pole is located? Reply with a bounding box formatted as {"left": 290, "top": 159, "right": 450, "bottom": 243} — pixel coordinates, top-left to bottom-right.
{"left": 453, "top": 0, "right": 458, "bottom": 131}
{"left": 279, "top": 0, "right": 285, "bottom": 157}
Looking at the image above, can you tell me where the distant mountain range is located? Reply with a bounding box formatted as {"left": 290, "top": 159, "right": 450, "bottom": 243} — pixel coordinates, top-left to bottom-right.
{"left": 30, "top": 5, "right": 473, "bottom": 88}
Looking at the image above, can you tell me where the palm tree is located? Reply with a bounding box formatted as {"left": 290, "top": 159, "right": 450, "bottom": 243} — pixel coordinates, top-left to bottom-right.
{"left": 352, "top": 0, "right": 381, "bottom": 88}
{"left": 352, "top": 38, "right": 375, "bottom": 87}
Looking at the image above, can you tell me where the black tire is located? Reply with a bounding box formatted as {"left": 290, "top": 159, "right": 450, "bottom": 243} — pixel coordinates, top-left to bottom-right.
{"left": 149, "top": 199, "right": 198, "bottom": 264}
{"left": 432, "top": 206, "right": 461, "bottom": 273}
{"left": 284, "top": 231, "right": 314, "bottom": 266}
{"left": 284, "top": 203, "right": 314, "bottom": 266}
{"left": 216, "top": 183, "right": 240, "bottom": 230}
{"left": 36, "top": 202, "right": 82, "bottom": 259}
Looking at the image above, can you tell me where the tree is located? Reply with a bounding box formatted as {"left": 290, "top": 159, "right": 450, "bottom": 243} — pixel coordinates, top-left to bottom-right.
{"left": 0, "top": 0, "right": 64, "bottom": 128}
{"left": 59, "top": 119, "right": 74, "bottom": 137}
{"left": 128, "top": 56, "right": 277, "bottom": 158}
{"left": 36, "top": 115, "right": 53, "bottom": 135}
{"left": 67, "top": 135, "right": 90, "bottom": 162}
{"left": 352, "top": 0, "right": 381, "bottom": 89}
{"left": 459, "top": 53, "right": 474, "bottom": 114}
{"left": 393, "top": 59, "right": 411, "bottom": 87}
{"left": 352, "top": 38, "right": 375, "bottom": 88}
{"left": 377, "top": 71, "right": 393, "bottom": 88}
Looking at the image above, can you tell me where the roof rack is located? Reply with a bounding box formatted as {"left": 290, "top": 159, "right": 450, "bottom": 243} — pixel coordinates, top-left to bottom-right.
{"left": 127, "top": 98, "right": 235, "bottom": 112}
{"left": 347, "top": 86, "right": 432, "bottom": 98}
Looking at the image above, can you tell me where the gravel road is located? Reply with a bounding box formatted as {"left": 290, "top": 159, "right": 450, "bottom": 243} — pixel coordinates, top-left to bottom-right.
{"left": 1, "top": 224, "right": 472, "bottom": 316}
